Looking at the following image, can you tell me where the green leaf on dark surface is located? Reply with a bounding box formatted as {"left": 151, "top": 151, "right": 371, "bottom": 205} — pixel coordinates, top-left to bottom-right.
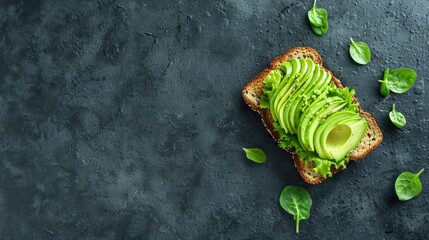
{"left": 380, "top": 81, "right": 390, "bottom": 97}
{"left": 395, "top": 169, "right": 424, "bottom": 201}
{"left": 389, "top": 103, "right": 406, "bottom": 128}
{"left": 349, "top": 38, "right": 371, "bottom": 65}
{"left": 385, "top": 68, "right": 417, "bottom": 93}
{"left": 308, "top": 0, "right": 329, "bottom": 36}
{"left": 242, "top": 148, "right": 266, "bottom": 163}
{"left": 311, "top": 24, "right": 329, "bottom": 36}
{"left": 279, "top": 185, "right": 312, "bottom": 233}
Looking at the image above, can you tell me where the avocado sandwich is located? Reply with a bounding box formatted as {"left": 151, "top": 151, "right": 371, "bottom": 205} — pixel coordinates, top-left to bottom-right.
{"left": 242, "top": 47, "right": 383, "bottom": 184}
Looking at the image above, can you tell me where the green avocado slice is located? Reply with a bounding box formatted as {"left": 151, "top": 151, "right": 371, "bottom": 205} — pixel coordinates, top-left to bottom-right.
{"left": 302, "top": 97, "right": 348, "bottom": 152}
{"left": 272, "top": 58, "right": 302, "bottom": 125}
{"left": 314, "top": 112, "right": 357, "bottom": 159}
{"left": 273, "top": 58, "right": 301, "bottom": 114}
{"left": 296, "top": 85, "right": 329, "bottom": 145}
{"left": 315, "top": 111, "right": 367, "bottom": 160}
{"left": 292, "top": 66, "right": 331, "bottom": 132}
{"left": 326, "top": 119, "right": 367, "bottom": 160}
{"left": 283, "top": 58, "right": 316, "bottom": 133}
{"left": 269, "top": 61, "right": 293, "bottom": 121}
{"left": 297, "top": 97, "right": 329, "bottom": 151}
{"left": 297, "top": 96, "right": 346, "bottom": 151}
{"left": 277, "top": 58, "right": 310, "bottom": 132}
{"left": 315, "top": 111, "right": 360, "bottom": 159}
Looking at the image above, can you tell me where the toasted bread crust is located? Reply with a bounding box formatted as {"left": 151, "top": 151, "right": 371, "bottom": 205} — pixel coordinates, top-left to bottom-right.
{"left": 242, "top": 47, "right": 383, "bottom": 184}
{"left": 242, "top": 69, "right": 271, "bottom": 112}
{"left": 270, "top": 47, "right": 323, "bottom": 69}
{"left": 349, "top": 111, "right": 383, "bottom": 160}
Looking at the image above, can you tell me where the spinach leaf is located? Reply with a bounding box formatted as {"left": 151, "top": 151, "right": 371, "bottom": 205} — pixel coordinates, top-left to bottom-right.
{"left": 379, "top": 68, "right": 390, "bottom": 97}
{"left": 395, "top": 169, "right": 424, "bottom": 201}
{"left": 279, "top": 185, "right": 312, "bottom": 233}
{"left": 311, "top": 24, "right": 329, "bottom": 36}
{"left": 242, "top": 148, "right": 266, "bottom": 163}
{"left": 380, "top": 81, "right": 390, "bottom": 97}
{"left": 385, "top": 68, "right": 417, "bottom": 93}
{"left": 308, "top": 0, "right": 327, "bottom": 27}
{"left": 389, "top": 103, "right": 406, "bottom": 128}
{"left": 349, "top": 38, "right": 371, "bottom": 65}
{"left": 308, "top": 0, "right": 329, "bottom": 36}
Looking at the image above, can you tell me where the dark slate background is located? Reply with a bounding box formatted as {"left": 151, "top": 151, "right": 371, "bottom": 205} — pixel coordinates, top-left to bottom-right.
{"left": 1, "top": 0, "right": 428, "bottom": 239}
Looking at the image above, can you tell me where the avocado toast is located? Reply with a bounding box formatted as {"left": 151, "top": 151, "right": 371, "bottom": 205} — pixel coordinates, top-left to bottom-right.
{"left": 242, "top": 47, "right": 383, "bottom": 184}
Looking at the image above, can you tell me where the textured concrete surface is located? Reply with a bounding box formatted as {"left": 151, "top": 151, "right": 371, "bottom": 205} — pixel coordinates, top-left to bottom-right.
{"left": 1, "top": 0, "right": 428, "bottom": 239}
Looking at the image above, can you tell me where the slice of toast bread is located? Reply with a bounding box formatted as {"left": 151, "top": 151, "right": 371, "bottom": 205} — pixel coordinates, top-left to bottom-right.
{"left": 242, "top": 47, "right": 383, "bottom": 184}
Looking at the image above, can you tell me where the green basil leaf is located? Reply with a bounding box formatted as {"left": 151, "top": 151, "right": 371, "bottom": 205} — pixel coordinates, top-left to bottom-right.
{"left": 242, "top": 148, "right": 266, "bottom": 163}
{"left": 308, "top": 0, "right": 329, "bottom": 36}
{"left": 385, "top": 68, "right": 417, "bottom": 93}
{"left": 279, "top": 185, "right": 312, "bottom": 233}
{"left": 395, "top": 169, "right": 424, "bottom": 201}
{"left": 349, "top": 38, "right": 371, "bottom": 65}
{"left": 389, "top": 103, "right": 406, "bottom": 128}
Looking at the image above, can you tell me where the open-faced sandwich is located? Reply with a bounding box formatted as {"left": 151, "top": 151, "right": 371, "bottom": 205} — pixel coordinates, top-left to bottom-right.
{"left": 242, "top": 47, "right": 383, "bottom": 184}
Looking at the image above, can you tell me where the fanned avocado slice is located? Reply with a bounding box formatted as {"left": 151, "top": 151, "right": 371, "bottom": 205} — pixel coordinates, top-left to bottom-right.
{"left": 273, "top": 59, "right": 301, "bottom": 116}
{"left": 294, "top": 69, "right": 331, "bottom": 123}
{"left": 272, "top": 59, "right": 301, "bottom": 125}
{"left": 290, "top": 65, "right": 331, "bottom": 133}
{"left": 296, "top": 85, "right": 329, "bottom": 144}
{"left": 302, "top": 97, "right": 348, "bottom": 152}
{"left": 283, "top": 58, "right": 317, "bottom": 134}
{"left": 315, "top": 112, "right": 359, "bottom": 159}
{"left": 297, "top": 98, "right": 329, "bottom": 150}
{"left": 269, "top": 61, "right": 292, "bottom": 121}
{"left": 288, "top": 67, "right": 322, "bottom": 123}
{"left": 327, "top": 119, "right": 367, "bottom": 160}
{"left": 277, "top": 58, "right": 310, "bottom": 132}
{"left": 314, "top": 111, "right": 365, "bottom": 159}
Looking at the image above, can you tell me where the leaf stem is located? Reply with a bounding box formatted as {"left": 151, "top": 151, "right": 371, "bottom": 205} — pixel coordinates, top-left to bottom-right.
{"left": 312, "top": 0, "right": 317, "bottom": 16}
{"left": 392, "top": 103, "right": 396, "bottom": 112}
{"left": 296, "top": 219, "right": 300, "bottom": 233}
{"left": 417, "top": 168, "right": 425, "bottom": 176}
